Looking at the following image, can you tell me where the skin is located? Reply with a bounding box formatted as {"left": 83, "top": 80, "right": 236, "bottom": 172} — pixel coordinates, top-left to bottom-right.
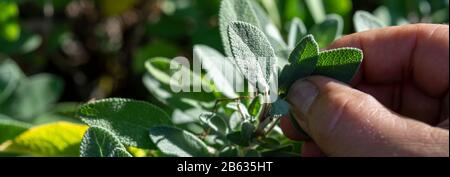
{"left": 280, "top": 24, "right": 449, "bottom": 157}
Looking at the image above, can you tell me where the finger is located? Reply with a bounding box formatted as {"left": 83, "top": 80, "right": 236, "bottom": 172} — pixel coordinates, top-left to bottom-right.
{"left": 287, "top": 76, "right": 449, "bottom": 156}
{"left": 328, "top": 24, "right": 449, "bottom": 98}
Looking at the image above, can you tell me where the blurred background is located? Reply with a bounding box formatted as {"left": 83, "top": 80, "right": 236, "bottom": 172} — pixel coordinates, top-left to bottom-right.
{"left": 0, "top": 0, "right": 448, "bottom": 123}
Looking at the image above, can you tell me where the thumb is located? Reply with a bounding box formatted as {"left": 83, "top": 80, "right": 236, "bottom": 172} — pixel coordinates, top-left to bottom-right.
{"left": 286, "top": 76, "right": 449, "bottom": 157}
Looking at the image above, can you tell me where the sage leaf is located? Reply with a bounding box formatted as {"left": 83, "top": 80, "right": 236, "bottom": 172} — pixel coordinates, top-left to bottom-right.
{"left": 279, "top": 35, "right": 319, "bottom": 91}
{"left": 241, "top": 122, "right": 255, "bottom": 142}
{"left": 142, "top": 74, "right": 207, "bottom": 125}
{"left": 219, "top": 0, "right": 260, "bottom": 57}
{"left": 248, "top": 95, "right": 263, "bottom": 117}
{"left": 314, "top": 47, "right": 364, "bottom": 83}
{"left": 219, "top": 146, "right": 238, "bottom": 157}
{"left": 0, "top": 121, "right": 88, "bottom": 156}
{"left": 145, "top": 57, "right": 217, "bottom": 103}
{"left": 226, "top": 131, "right": 248, "bottom": 146}
{"left": 304, "top": 0, "right": 326, "bottom": 23}
{"left": 227, "top": 21, "right": 277, "bottom": 92}
{"left": 309, "top": 14, "right": 343, "bottom": 48}
{"left": 199, "top": 113, "right": 228, "bottom": 134}
{"left": 78, "top": 98, "right": 171, "bottom": 148}
{"left": 80, "top": 126, "right": 132, "bottom": 157}
{"left": 250, "top": 0, "right": 288, "bottom": 61}
{"left": 0, "top": 73, "right": 64, "bottom": 121}
{"left": 149, "top": 125, "right": 211, "bottom": 157}
{"left": 193, "top": 45, "right": 240, "bottom": 99}
{"left": 0, "top": 59, "right": 23, "bottom": 104}
{"left": 245, "top": 149, "right": 261, "bottom": 157}
{"left": 353, "top": 10, "right": 386, "bottom": 32}
{"left": 373, "top": 6, "right": 391, "bottom": 26}
{"left": 287, "top": 17, "right": 307, "bottom": 50}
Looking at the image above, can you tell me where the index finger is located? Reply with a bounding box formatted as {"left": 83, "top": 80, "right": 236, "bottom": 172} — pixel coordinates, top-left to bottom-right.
{"left": 328, "top": 24, "right": 449, "bottom": 97}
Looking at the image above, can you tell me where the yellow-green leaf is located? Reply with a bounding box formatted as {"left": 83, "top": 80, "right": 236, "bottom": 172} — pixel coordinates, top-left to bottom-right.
{"left": 0, "top": 121, "right": 88, "bottom": 156}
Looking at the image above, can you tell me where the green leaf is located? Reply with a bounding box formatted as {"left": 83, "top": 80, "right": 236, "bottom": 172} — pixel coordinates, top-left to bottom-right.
{"left": 314, "top": 48, "right": 364, "bottom": 83}
{"left": 250, "top": 1, "right": 288, "bottom": 61}
{"left": 245, "top": 149, "right": 261, "bottom": 157}
{"left": 199, "top": 113, "right": 228, "bottom": 134}
{"left": 226, "top": 102, "right": 250, "bottom": 119}
{"left": 226, "top": 131, "right": 248, "bottom": 146}
{"left": 219, "top": 146, "right": 238, "bottom": 157}
{"left": 241, "top": 122, "right": 255, "bottom": 142}
{"left": 373, "top": 6, "right": 391, "bottom": 26}
{"left": 287, "top": 17, "right": 307, "bottom": 50}
{"left": 288, "top": 34, "right": 319, "bottom": 68}
{"left": 229, "top": 112, "right": 243, "bottom": 131}
{"left": 258, "top": 137, "right": 281, "bottom": 149}
{"left": 80, "top": 126, "right": 132, "bottom": 157}
{"left": 78, "top": 98, "right": 171, "bottom": 149}
{"left": 219, "top": 0, "right": 260, "bottom": 57}
{"left": 0, "top": 73, "right": 64, "bottom": 120}
{"left": 0, "top": 58, "right": 23, "bottom": 104}
{"left": 0, "top": 121, "right": 88, "bottom": 156}
{"left": 227, "top": 21, "right": 277, "bottom": 92}
{"left": 304, "top": 0, "right": 326, "bottom": 23}
{"left": 193, "top": 45, "right": 240, "bottom": 98}
{"left": 149, "top": 125, "right": 211, "bottom": 157}
{"left": 353, "top": 10, "right": 386, "bottom": 32}
{"left": 145, "top": 57, "right": 217, "bottom": 103}
{"left": 258, "top": 0, "right": 281, "bottom": 28}
{"left": 143, "top": 57, "right": 216, "bottom": 125}
{"left": 309, "top": 14, "right": 343, "bottom": 48}
{"left": 248, "top": 95, "right": 263, "bottom": 117}
{"left": 279, "top": 35, "right": 319, "bottom": 91}
{"left": 142, "top": 74, "right": 207, "bottom": 125}
{"left": 0, "top": 114, "right": 31, "bottom": 144}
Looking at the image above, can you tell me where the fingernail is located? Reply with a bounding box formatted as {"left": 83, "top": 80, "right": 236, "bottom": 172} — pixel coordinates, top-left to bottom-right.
{"left": 287, "top": 79, "right": 319, "bottom": 118}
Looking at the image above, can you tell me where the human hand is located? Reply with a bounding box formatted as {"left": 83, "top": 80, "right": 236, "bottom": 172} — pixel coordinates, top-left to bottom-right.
{"left": 280, "top": 24, "right": 449, "bottom": 157}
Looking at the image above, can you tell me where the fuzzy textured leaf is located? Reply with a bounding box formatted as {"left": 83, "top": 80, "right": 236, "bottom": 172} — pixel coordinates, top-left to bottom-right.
{"left": 314, "top": 48, "right": 364, "bottom": 83}
{"left": 279, "top": 35, "right": 319, "bottom": 91}
{"left": 287, "top": 17, "right": 307, "bottom": 49}
{"left": 0, "top": 59, "right": 23, "bottom": 104}
{"left": 219, "top": 0, "right": 260, "bottom": 57}
{"left": 0, "top": 73, "right": 64, "bottom": 120}
{"left": 309, "top": 14, "right": 343, "bottom": 48}
{"left": 145, "top": 57, "right": 217, "bottom": 103}
{"left": 149, "top": 125, "right": 211, "bottom": 157}
{"left": 193, "top": 45, "right": 240, "bottom": 98}
{"left": 354, "top": 10, "right": 386, "bottom": 32}
{"left": 80, "top": 126, "right": 132, "bottom": 157}
{"left": 78, "top": 98, "right": 171, "bottom": 148}
{"left": 227, "top": 21, "right": 276, "bottom": 91}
